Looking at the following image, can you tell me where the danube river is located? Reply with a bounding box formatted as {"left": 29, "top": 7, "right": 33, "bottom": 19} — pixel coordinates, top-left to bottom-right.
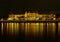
{"left": 0, "top": 21, "right": 59, "bottom": 42}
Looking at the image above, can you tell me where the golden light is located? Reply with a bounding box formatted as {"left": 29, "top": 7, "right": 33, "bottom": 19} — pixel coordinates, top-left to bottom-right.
{"left": 1, "top": 12, "right": 56, "bottom": 39}
{"left": 1, "top": 22, "right": 3, "bottom": 35}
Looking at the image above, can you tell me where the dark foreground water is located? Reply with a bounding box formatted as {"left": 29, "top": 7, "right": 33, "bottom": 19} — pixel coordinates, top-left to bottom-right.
{"left": 0, "top": 23, "right": 59, "bottom": 42}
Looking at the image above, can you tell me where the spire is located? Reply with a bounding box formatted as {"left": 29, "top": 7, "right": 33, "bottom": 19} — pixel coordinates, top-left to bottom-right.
{"left": 25, "top": 11, "right": 27, "bottom": 17}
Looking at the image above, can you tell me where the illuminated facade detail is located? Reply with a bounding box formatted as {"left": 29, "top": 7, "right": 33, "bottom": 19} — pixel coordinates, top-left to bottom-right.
{"left": 25, "top": 11, "right": 39, "bottom": 20}
{"left": 7, "top": 13, "right": 24, "bottom": 20}
{"left": 7, "top": 11, "right": 56, "bottom": 21}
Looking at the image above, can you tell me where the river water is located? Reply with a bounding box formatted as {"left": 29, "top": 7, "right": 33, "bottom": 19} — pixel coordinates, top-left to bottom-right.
{"left": 0, "top": 22, "right": 59, "bottom": 42}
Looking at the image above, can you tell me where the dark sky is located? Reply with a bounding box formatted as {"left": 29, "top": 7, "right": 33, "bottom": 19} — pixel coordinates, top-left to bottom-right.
{"left": 0, "top": 0, "right": 60, "bottom": 18}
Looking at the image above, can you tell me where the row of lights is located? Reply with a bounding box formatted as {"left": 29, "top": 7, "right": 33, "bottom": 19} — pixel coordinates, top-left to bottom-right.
{"left": 0, "top": 13, "right": 56, "bottom": 21}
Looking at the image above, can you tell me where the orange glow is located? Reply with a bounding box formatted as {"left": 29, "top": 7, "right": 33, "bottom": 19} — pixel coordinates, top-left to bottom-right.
{"left": 1, "top": 22, "right": 3, "bottom": 35}
{"left": 58, "top": 23, "right": 60, "bottom": 35}
{"left": 7, "top": 12, "right": 56, "bottom": 21}
{"left": 4, "top": 12, "right": 56, "bottom": 36}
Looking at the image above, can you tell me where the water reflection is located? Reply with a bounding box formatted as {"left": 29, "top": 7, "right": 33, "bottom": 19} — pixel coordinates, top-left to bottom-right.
{"left": 2, "top": 23, "right": 20, "bottom": 35}
{"left": 1, "top": 22, "right": 3, "bottom": 35}
{"left": 58, "top": 23, "right": 60, "bottom": 40}
{"left": 58, "top": 23, "right": 60, "bottom": 35}
{"left": 47, "top": 23, "right": 56, "bottom": 39}
{"left": 1, "top": 22, "right": 56, "bottom": 40}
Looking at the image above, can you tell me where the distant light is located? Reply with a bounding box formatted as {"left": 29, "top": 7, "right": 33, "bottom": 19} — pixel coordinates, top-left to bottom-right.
{"left": 53, "top": 18, "right": 56, "bottom": 20}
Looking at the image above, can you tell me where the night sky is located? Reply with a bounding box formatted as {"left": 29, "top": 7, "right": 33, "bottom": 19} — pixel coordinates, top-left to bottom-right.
{"left": 0, "top": 0, "right": 60, "bottom": 18}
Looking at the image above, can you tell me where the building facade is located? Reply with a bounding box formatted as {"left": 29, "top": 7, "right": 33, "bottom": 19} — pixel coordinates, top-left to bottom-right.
{"left": 7, "top": 12, "right": 56, "bottom": 20}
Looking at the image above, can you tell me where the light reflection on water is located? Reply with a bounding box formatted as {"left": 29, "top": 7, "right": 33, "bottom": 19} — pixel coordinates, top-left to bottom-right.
{"left": 58, "top": 23, "right": 60, "bottom": 35}
{"left": 6, "top": 23, "right": 19, "bottom": 35}
{"left": 1, "top": 22, "right": 56, "bottom": 40}
{"left": 47, "top": 23, "right": 56, "bottom": 39}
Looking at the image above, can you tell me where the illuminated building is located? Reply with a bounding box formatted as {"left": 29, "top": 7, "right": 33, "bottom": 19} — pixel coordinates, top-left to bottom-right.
{"left": 5, "top": 11, "right": 57, "bottom": 35}
{"left": 1, "top": 11, "right": 59, "bottom": 42}
{"left": 7, "top": 13, "right": 24, "bottom": 20}
{"left": 25, "top": 11, "right": 39, "bottom": 20}
{"left": 7, "top": 11, "right": 56, "bottom": 20}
